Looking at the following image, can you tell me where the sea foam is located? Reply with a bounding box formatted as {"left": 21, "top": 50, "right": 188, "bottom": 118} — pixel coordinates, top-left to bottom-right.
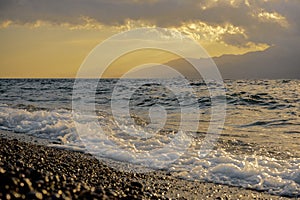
{"left": 0, "top": 104, "right": 299, "bottom": 197}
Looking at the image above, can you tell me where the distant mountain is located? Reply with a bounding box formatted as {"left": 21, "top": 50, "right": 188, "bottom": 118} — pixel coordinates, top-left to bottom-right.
{"left": 164, "top": 46, "right": 300, "bottom": 79}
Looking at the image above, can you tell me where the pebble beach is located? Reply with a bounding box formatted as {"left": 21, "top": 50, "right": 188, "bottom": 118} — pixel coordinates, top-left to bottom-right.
{"left": 0, "top": 131, "right": 293, "bottom": 200}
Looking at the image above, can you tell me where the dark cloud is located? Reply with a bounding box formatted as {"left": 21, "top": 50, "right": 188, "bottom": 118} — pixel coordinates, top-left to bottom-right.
{"left": 0, "top": 0, "right": 299, "bottom": 44}
{"left": 0, "top": 0, "right": 183, "bottom": 24}
{"left": 222, "top": 33, "right": 249, "bottom": 48}
{"left": 1, "top": 0, "right": 299, "bottom": 78}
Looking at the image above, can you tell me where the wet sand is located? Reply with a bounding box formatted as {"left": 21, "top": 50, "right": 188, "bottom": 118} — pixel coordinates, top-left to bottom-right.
{"left": 0, "top": 131, "right": 293, "bottom": 199}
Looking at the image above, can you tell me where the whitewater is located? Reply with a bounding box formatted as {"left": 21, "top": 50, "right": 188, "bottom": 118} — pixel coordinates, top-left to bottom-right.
{"left": 0, "top": 79, "right": 299, "bottom": 197}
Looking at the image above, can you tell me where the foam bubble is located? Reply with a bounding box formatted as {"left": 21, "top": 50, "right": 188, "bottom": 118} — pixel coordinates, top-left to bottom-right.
{"left": 0, "top": 105, "right": 299, "bottom": 197}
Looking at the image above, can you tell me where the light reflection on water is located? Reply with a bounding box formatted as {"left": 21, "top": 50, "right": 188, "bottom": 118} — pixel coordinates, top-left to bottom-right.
{"left": 0, "top": 79, "right": 299, "bottom": 196}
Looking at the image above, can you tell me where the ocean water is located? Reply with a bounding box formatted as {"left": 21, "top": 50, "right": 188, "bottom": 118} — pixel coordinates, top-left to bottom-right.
{"left": 0, "top": 79, "right": 299, "bottom": 197}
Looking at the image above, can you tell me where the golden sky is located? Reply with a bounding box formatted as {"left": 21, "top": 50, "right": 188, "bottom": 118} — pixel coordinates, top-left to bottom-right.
{"left": 0, "top": 0, "right": 299, "bottom": 78}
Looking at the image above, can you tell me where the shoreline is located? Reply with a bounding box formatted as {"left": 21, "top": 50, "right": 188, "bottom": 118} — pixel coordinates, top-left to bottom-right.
{"left": 0, "top": 131, "right": 293, "bottom": 199}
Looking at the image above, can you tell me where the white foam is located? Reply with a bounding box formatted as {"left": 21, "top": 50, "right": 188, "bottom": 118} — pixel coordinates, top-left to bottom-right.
{"left": 0, "top": 105, "right": 299, "bottom": 197}
{"left": 172, "top": 150, "right": 300, "bottom": 197}
{"left": 0, "top": 105, "right": 78, "bottom": 143}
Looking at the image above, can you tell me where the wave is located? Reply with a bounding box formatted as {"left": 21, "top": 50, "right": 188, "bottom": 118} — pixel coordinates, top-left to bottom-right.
{"left": 0, "top": 104, "right": 77, "bottom": 144}
{"left": 239, "top": 119, "right": 300, "bottom": 128}
{"left": 0, "top": 104, "right": 299, "bottom": 197}
{"left": 0, "top": 79, "right": 299, "bottom": 197}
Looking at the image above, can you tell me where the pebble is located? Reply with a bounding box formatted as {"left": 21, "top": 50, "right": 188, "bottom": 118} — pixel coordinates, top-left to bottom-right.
{"left": 0, "top": 137, "right": 292, "bottom": 200}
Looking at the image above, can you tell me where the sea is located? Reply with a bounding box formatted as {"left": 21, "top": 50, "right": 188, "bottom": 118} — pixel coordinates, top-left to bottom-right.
{"left": 0, "top": 78, "right": 299, "bottom": 197}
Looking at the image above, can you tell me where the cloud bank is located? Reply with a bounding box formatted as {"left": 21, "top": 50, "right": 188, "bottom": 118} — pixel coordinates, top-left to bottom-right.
{"left": 0, "top": 0, "right": 299, "bottom": 78}
{"left": 1, "top": 0, "right": 299, "bottom": 46}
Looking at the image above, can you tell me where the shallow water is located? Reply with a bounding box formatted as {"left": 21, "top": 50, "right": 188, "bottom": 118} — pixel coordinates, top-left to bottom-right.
{"left": 0, "top": 79, "right": 299, "bottom": 197}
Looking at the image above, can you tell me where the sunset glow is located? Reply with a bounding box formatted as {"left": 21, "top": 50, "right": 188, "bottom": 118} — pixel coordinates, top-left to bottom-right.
{"left": 0, "top": 0, "right": 299, "bottom": 78}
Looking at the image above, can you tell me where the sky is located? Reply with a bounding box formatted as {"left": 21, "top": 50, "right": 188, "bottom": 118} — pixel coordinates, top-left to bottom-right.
{"left": 0, "top": 0, "right": 299, "bottom": 78}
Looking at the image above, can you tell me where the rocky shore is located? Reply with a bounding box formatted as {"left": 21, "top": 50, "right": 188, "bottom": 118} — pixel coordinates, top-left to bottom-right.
{"left": 0, "top": 133, "right": 293, "bottom": 199}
